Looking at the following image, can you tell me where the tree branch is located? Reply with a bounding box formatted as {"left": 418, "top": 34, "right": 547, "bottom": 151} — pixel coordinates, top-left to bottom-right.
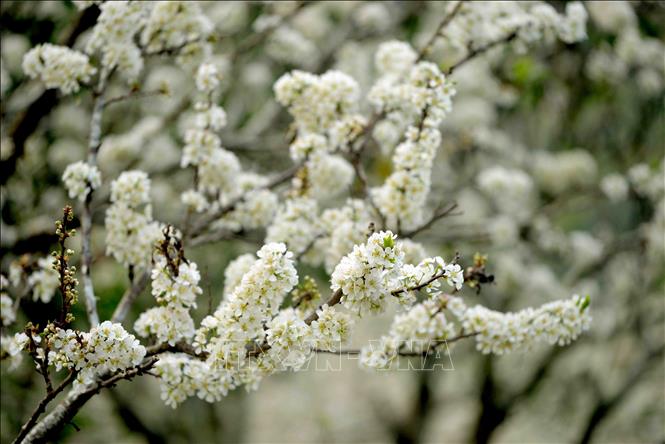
{"left": 416, "top": 0, "right": 466, "bottom": 62}
{"left": 400, "top": 202, "right": 460, "bottom": 238}
{"left": 187, "top": 163, "right": 301, "bottom": 242}
{"left": 446, "top": 31, "right": 519, "bottom": 75}
{"left": 110, "top": 270, "right": 151, "bottom": 324}
{"left": 313, "top": 332, "right": 478, "bottom": 357}
{"left": 12, "top": 371, "right": 77, "bottom": 444}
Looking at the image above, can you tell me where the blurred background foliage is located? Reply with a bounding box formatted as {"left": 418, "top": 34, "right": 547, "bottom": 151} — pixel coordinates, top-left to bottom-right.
{"left": 1, "top": 1, "right": 664, "bottom": 443}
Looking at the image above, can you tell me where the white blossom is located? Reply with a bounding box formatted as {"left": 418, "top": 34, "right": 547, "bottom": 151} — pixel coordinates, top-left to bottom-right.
{"left": 310, "top": 305, "right": 353, "bottom": 352}
{"left": 449, "top": 294, "right": 591, "bottom": 354}
{"left": 22, "top": 44, "right": 96, "bottom": 94}
{"left": 331, "top": 231, "right": 404, "bottom": 316}
{"left": 48, "top": 321, "right": 146, "bottom": 387}
{"left": 62, "top": 161, "right": 102, "bottom": 202}
{"left": 27, "top": 257, "right": 59, "bottom": 304}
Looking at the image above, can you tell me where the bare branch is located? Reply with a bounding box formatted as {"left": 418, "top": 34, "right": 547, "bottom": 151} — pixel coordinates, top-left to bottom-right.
{"left": 401, "top": 202, "right": 460, "bottom": 238}
{"left": 110, "top": 270, "right": 151, "bottom": 324}
{"left": 446, "top": 31, "right": 519, "bottom": 75}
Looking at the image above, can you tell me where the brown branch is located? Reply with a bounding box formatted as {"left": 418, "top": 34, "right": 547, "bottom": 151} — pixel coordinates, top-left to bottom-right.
{"left": 110, "top": 270, "right": 151, "bottom": 324}
{"left": 416, "top": 0, "right": 466, "bottom": 62}
{"left": 304, "top": 288, "right": 343, "bottom": 325}
{"left": 313, "top": 332, "right": 479, "bottom": 357}
{"left": 401, "top": 202, "right": 460, "bottom": 237}
{"left": 392, "top": 271, "right": 446, "bottom": 297}
{"left": 18, "top": 354, "right": 165, "bottom": 443}
{"left": 446, "top": 31, "right": 519, "bottom": 75}
{"left": 230, "top": 1, "right": 309, "bottom": 62}
{"left": 12, "top": 371, "right": 77, "bottom": 444}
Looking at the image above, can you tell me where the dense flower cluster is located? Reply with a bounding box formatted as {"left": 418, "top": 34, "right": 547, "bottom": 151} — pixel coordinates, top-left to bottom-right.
{"left": 195, "top": 243, "right": 298, "bottom": 361}
{"left": 448, "top": 294, "right": 592, "bottom": 354}
{"left": 219, "top": 184, "right": 279, "bottom": 231}
{"left": 309, "top": 304, "right": 353, "bottom": 352}
{"left": 274, "top": 70, "right": 360, "bottom": 134}
{"left": 105, "top": 171, "right": 162, "bottom": 269}
{"left": 477, "top": 166, "right": 534, "bottom": 220}
{"left": 331, "top": 231, "right": 404, "bottom": 316}
{"left": 2, "top": 1, "right": 611, "bottom": 428}
{"left": 369, "top": 43, "right": 456, "bottom": 230}
{"left": 360, "top": 295, "right": 455, "bottom": 370}
{"left": 140, "top": 1, "right": 213, "bottom": 67}
{"left": 135, "top": 250, "right": 202, "bottom": 346}
{"left": 265, "top": 197, "right": 320, "bottom": 256}
{"left": 308, "top": 199, "right": 373, "bottom": 273}
{"left": 154, "top": 353, "right": 234, "bottom": 408}
{"left": 444, "top": 1, "right": 588, "bottom": 52}
{"left": 222, "top": 254, "right": 256, "bottom": 297}
{"left": 86, "top": 1, "right": 147, "bottom": 81}
{"left": 47, "top": 321, "right": 146, "bottom": 387}
{"left": 22, "top": 44, "right": 96, "bottom": 94}
{"left": 62, "top": 161, "right": 102, "bottom": 202}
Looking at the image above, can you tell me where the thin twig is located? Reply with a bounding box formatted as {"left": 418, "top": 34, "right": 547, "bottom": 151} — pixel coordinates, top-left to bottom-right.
{"left": 401, "top": 202, "right": 460, "bottom": 237}
{"left": 416, "top": 0, "right": 466, "bottom": 62}
{"left": 392, "top": 271, "right": 446, "bottom": 297}
{"left": 313, "top": 332, "right": 479, "bottom": 357}
{"left": 446, "top": 31, "right": 519, "bottom": 75}
{"left": 103, "top": 89, "right": 165, "bottom": 108}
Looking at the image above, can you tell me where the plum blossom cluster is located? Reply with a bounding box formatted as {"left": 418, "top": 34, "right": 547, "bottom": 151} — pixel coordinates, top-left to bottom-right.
{"left": 448, "top": 294, "right": 592, "bottom": 354}
{"left": 222, "top": 254, "right": 256, "bottom": 297}
{"left": 155, "top": 243, "right": 300, "bottom": 406}
{"left": 134, "top": 249, "right": 202, "bottom": 346}
{"left": 360, "top": 295, "right": 456, "bottom": 370}
{"left": 0, "top": 276, "right": 21, "bottom": 368}
{"left": 331, "top": 231, "right": 404, "bottom": 316}
{"left": 46, "top": 321, "right": 146, "bottom": 387}
{"left": 154, "top": 354, "right": 234, "bottom": 408}
{"left": 274, "top": 72, "right": 357, "bottom": 199}
{"left": 179, "top": 61, "right": 245, "bottom": 216}
{"left": 444, "top": 1, "right": 588, "bottom": 52}
{"left": 477, "top": 166, "right": 534, "bottom": 220}
{"left": 27, "top": 1, "right": 214, "bottom": 95}
{"left": 309, "top": 304, "right": 353, "bottom": 352}
{"left": 22, "top": 44, "right": 96, "bottom": 94}
{"left": 0, "top": 277, "right": 14, "bottom": 326}
{"left": 105, "top": 171, "right": 162, "bottom": 269}
{"left": 275, "top": 70, "right": 360, "bottom": 134}
{"left": 369, "top": 42, "right": 456, "bottom": 230}
{"left": 85, "top": 1, "right": 148, "bottom": 82}
{"left": 62, "top": 161, "right": 102, "bottom": 202}
{"left": 585, "top": 1, "right": 664, "bottom": 95}
{"left": 216, "top": 173, "right": 279, "bottom": 231}
{"left": 265, "top": 197, "right": 320, "bottom": 256}
{"left": 194, "top": 243, "right": 298, "bottom": 362}
{"left": 140, "top": 1, "right": 213, "bottom": 67}
{"left": 306, "top": 199, "right": 373, "bottom": 273}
